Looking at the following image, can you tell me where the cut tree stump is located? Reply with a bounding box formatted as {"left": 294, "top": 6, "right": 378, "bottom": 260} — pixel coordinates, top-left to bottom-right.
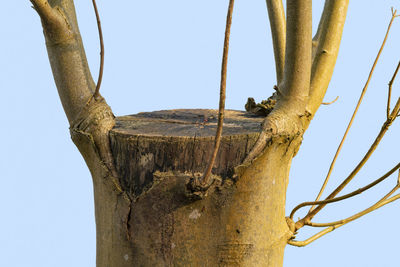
{"left": 110, "top": 109, "right": 263, "bottom": 199}
{"left": 105, "top": 109, "right": 273, "bottom": 266}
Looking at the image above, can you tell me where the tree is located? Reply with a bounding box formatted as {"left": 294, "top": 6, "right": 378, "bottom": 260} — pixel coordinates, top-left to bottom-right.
{"left": 1, "top": 0, "right": 398, "bottom": 267}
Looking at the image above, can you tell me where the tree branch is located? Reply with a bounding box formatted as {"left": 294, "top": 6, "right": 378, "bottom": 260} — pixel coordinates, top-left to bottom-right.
{"left": 307, "top": 186, "right": 400, "bottom": 228}
{"left": 241, "top": 1, "right": 312, "bottom": 165}
{"left": 307, "top": 10, "right": 397, "bottom": 214}
{"left": 200, "top": 0, "right": 234, "bottom": 187}
{"left": 32, "top": 0, "right": 109, "bottom": 125}
{"left": 91, "top": 0, "right": 105, "bottom": 101}
{"left": 311, "top": 1, "right": 328, "bottom": 61}
{"left": 287, "top": 224, "right": 340, "bottom": 247}
{"left": 295, "top": 96, "right": 400, "bottom": 230}
{"left": 289, "top": 161, "right": 400, "bottom": 220}
{"left": 279, "top": 0, "right": 312, "bottom": 109}
{"left": 30, "top": 0, "right": 75, "bottom": 45}
{"left": 32, "top": 0, "right": 117, "bottom": 182}
{"left": 265, "top": 0, "right": 285, "bottom": 84}
{"left": 289, "top": 190, "right": 400, "bottom": 247}
{"left": 307, "top": 0, "right": 349, "bottom": 115}
{"left": 387, "top": 61, "right": 400, "bottom": 119}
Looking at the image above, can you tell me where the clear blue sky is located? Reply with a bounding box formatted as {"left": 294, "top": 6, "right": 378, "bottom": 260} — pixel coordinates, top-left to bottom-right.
{"left": 1, "top": 1, "right": 400, "bottom": 266}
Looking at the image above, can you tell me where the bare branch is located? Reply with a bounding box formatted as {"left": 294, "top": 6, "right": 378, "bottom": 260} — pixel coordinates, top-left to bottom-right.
{"left": 312, "top": 1, "right": 328, "bottom": 60}
{"left": 289, "top": 190, "right": 400, "bottom": 247}
{"left": 293, "top": 96, "right": 400, "bottom": 230}
{"left": 279, "top": 0, "right": 312, "bottom": 108}
{"left": 265, "top": 0, "right": 285, "bottom": 84}
{"left": 91, "top": 0, "right": 105, "bottom": 101}
{"left": 32, "top": 0, "right": 118, "bottom": 191}
{"left": 30, "top": 0, "right": 74, "bottom": 44}
{"left": 289, "top": 161, "right": 400, "bottom": 220}
{"left": 308, "top": 187, "right": 400, "bottom": 228}
{"left": 200, "top": 0, "right": 234, "bottom": 186}
{"left": 307, "top": 0, "right": 349, "bottom": 115}
{"left": 30, "top": 0, "right": 54, "bottom": 20}
{"left": 387, "top": 61, "right": 400, "bottom": 119}
{"left": 32, "top": 0, "right": 99, "bottom": 124}
{"left": 241, "top": 1, "right": 311, "bottom": 165}
{"left": 303, "top": 116, "right": 397, "bottom": 223}
{"left": 308, "top": 11, "right": 398, "bottom": 213}
{"left": 287, "top": 224, "right": 341, "bottom": 247}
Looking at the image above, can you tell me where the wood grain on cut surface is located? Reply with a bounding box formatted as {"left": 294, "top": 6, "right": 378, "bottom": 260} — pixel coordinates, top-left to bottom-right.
{"left": 110, "top": 109, "right": 263, "bottom": 198}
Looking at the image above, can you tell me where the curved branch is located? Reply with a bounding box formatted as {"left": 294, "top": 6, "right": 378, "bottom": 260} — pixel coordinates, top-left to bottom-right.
{"left": 321, "top": 95, "right": 339, "bottom": 105}
{"left": 289, "top": 161, "right": 400, "bottom": 220}
{"left": 91, "top": 0, "right": 105, "bottom": 101}
{"left": 287, "top": 224, "right": 341, "bottom": 247}
{"left": 289, "top": 191, "right": 400, "bottom": 247}
{"left": 201, "top": 0, "right": 234, "bottom": 186}
{"left": 31, "top": 0, "right": 117, "bottom": 180}
{"left": 32, "top": 0, "right": 103, "bottom": 124}
{"left": 297, "top": 113, "right": 397, "bottom": 228}
{"left": 307, "top": 0, "right": 349, "bottom": 115}
{"left": 308, "top": 11, "right": 397, "bottom": 212}
{"left": 308, "top": 188, "right": 400, "bottom": 228}
{"left": 265, "top": 0, "right": 286, "bottom": 84}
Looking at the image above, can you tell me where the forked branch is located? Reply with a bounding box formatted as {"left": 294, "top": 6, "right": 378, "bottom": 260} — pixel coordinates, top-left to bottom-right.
{"left": 31, "top": 0, "right": 98, "bottom": 123}
{"left": 308, "top": 185, "right": 400, "bottom": 228}
{"left": 31, "top": 0, "right": 55, "bottom": 21}
{"left": 308, "top": 10, "right": 398, "bottom": 213}
{"left": 30, "top": 0, "right": 74, "bottom": 44}
{"left": 241, "top": 1, "right": 312, "bottom": 165}
{"left": 301, "top": 58, "right": 400, "bottom": 227}
{"left": 289, "top": 162, "right": 400, "bottom": 220}
{"left": 289, "top": 187, "right": 400, "bottom": 247}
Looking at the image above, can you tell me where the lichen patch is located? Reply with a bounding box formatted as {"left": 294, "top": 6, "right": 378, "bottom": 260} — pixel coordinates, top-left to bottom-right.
{"left": 189, "top": 209, "right": 201, "bottom": 220}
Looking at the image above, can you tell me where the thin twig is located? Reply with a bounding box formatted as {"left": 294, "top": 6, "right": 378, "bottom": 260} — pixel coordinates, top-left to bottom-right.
{"left": 301, "top": 102, "right": 400, "bottom": 225}
{"left": 294, "top": 78, "right": 400, "bottom": 229}
{"left": 308, "top": 186, "right": 400, "bottom": 228}
{"left": 308, "top": 11, "right": 398, "bottom": 213}
{"left": 387, "top": 61, "right": 400, "bottom": 118}
{"left": 322, "top": 96, "right": 339, "bottom": 105}
{"left": 287, "top": 224, "right": 342, "bottom": 247}
{"left": 92, "top": 0, "right": 104, "bottom": 100}
{"left": 397, "top": 169, "right": 400, "bottom": 185}
{"left": 289, "top": 191, "right": 400, "bottom": 247}
{"left": 201, "top": 0, "right": 234, "bottom": 186}
{"left": 289, "top": 161, "right": 400, "bottom": 219}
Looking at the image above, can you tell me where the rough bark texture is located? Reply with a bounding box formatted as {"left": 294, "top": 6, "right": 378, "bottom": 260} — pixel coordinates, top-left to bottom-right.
{"left": 110, "top": 109, "right": 262, "bottom": 198}
{"left": 92, "top": 109, "right": 295, "bottom": 267}
{"left": 31, "top": 1, "right": 349, "bottom": 266}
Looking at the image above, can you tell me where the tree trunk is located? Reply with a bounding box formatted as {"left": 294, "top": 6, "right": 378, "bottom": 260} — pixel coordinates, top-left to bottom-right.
{"left": 30, "top": 1, "right": 348, "bottom": 265}
{"left": 76, "top": 109, "right": 296, "bottom": 267}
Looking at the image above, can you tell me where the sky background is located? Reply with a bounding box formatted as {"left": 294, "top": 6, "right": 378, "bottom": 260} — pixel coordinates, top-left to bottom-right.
{"left": 1, "top": 1, "right": 400, "bottom": 266}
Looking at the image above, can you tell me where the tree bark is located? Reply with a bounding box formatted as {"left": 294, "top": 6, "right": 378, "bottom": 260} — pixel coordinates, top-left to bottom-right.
{"left": 82, "top": 109, "right": 295, "bottom": 266}
{"left": 30, "top": 1, "right": 349, "bottom": 266}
